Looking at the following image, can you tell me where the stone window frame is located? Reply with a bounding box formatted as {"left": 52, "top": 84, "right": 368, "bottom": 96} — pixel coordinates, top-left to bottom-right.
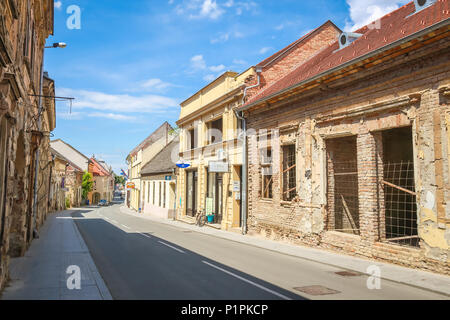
{"left": 281, "top": 144, "right": 297, "bottom": 202}
{"left": 260, "top": 147, "right": 273, "bottom": 200}
{"left": 205, "top": 116, "right": 223, "bottom": 146}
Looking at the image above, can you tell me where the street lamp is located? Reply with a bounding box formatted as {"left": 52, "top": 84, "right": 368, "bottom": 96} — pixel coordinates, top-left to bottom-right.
{"left": 31, "top": 41, "right": 67, "bottom": 239}
{"left": 45, "top": 42, "right": 67, "bottom": 49}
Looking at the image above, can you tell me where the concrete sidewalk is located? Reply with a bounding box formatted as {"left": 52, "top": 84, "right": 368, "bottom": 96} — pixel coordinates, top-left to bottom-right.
{"left": 1, "top": 209, "right": 112, "bottom": 300}
{"left": 120, "top": 205, "right": 450, "bottom": 297}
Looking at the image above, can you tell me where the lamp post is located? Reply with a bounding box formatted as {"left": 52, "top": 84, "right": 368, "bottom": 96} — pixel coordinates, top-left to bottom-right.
{"left": 31, "top": 42, "right": 66, "bottom": 239}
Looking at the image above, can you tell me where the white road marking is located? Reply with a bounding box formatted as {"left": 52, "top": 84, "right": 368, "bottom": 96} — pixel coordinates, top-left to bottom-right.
{"left": 139, "top": 233, "right": 152, "bottom": 239}
{"left": 158, "top": 241, "right": 185, "bottom": 254}
{"left": 202, "top": 261, "right": 292, "bottom": 300}
{"left": 111, "top": 220, "right": 118, "bottom": 224}
{"left": 121, "top": 224, "right": 131, "bottom": 230}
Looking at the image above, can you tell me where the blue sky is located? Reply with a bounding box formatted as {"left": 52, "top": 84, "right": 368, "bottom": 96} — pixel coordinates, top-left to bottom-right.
{"left": 47, "top": 0, "right": 409, "bottom": 173}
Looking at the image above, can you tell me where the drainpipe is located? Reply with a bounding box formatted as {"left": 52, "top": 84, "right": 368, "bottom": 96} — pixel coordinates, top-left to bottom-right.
{"left": 234, "top": 67, "right": 262, "bottom": 235}
{"left": 172, "top": 168, "right": 177, "bottom": 221}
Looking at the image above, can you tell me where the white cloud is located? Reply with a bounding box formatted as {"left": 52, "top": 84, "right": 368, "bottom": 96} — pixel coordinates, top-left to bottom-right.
{"left": 199, "top": 0, "right": 224, "bottom": 19}
{"left": 344, "top": 0, "right": 409, "bottom": 31}
{"left": 140, "top": 78, "right": 174, "bottom": 91}
{"left": 209, "top": 64, "right": 226, "bottom": 73}
{"left": 56, "top": 111, "right": 82, "bottom": 120}
{"left": 232, "top": 59, "right": 247, "bottom": 66}
{"left": 203, "top": 74, "right": 216, "bottom": 82}
{"left": 56, "top": 88, "right": 178, "bottom": 114}
{"left": 210, "top": 30, "right": 245, "bottom": 44}
{"left": 54, "top": 1, "right": 62, "bottom": 10}
{"left": 175, "top": 0, "right": 257, "bottom": 20}
{"left": 210, "top": 32, "right": 230, "bottom": 44}
{"left": 87, "top": 112, "right": 138, "bottom": 122}
{"left": 259, "top": 47, "right": 273, "bottom": 55}
{"left": 190, "top": 55, "right": 207, "bottom": 70}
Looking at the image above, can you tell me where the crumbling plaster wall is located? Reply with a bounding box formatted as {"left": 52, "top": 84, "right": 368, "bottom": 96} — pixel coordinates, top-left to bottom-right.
{"left": 246, "top": 38, "right": 450, "bottom": 274}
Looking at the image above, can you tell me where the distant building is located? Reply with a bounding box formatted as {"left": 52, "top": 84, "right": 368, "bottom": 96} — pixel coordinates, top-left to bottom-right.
{"left": 125, "top": 122, "right": 174, "bottom": 212}
{"left": 141, "top": 136, "right": 179, "bottom": 219}
{"left": 88, "top": 157, "right": 114, "bottom": 205}
{"left": 50, "top": 139, "right": 89, "bottom": 206}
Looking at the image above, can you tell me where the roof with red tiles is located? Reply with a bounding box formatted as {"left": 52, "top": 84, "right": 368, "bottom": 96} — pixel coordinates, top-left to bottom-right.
{"left": 256, "top": 20, "right": 341, "bottom": 68}
{"left": 90, "top": 158, "right": 111, "bottom": 176}
{"left": 242, "top": 0, "right": 450, "bottom": 109}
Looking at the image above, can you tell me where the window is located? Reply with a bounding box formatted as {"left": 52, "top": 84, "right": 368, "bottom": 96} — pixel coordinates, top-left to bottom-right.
{"left": 163, "top": 182, "right": 166, "bottom": 208}
{"left": 207, "top": 118, "right": 223, "bottom": 144}
{"left": 282, "top": 145, "right": 296, "bottom": 201}
{"left": 152, "top": 182, "right": 156, "bottom": 204}
{"left": 159, "top": 182, "right": 162, "bottom": 207}
{"left": 326, "top": 136, "right": 359, "bottom": 235}
{"left": 188, "top": 127, "right": 198, "bottom": 150}
{"left": 186, "top": 170, "right": 198, "bottom": 217}
{"left": 261, "top": 148, "right": 273, "bottom": 199}
{"left": 147, "top": 182, "right": 150, "bottom": 203}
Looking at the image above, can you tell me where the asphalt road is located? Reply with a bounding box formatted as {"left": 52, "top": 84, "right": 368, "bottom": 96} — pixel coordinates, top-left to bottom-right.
{"left": 72, "top": 197, "right": 449, "bottom": 300}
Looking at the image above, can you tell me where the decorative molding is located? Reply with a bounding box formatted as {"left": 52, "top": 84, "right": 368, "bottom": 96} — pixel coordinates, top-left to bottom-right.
{"left": 315, "top": 95, "right": 420, "bottom": 124}
{"left": 2, "top": 73, "right": 23, "bottom": 101}
{"left": 438, "top": 85, "right": 450, "bottom": 97}
{"left": 0, "top": 17, "right": 13, "bottom": 68}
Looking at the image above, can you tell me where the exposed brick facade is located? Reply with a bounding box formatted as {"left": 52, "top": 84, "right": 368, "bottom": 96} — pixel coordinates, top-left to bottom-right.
{"left": 244, "top": 30, "right": 450, "bottom": 275}
{"left": 0, "top": 0, "right": 55, "bottom": 290}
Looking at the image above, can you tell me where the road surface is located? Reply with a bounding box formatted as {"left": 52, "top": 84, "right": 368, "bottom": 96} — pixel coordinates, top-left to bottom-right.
{"left": 72, "top": 197, "right": 449, "bottom": 300}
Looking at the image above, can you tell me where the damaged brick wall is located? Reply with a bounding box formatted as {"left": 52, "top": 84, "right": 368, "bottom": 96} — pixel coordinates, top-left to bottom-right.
{"left": 0, "top": 0, "right": 55, "bottom": 290}
{"left": 246, "top": 35, "right": 450, "bottom": 275}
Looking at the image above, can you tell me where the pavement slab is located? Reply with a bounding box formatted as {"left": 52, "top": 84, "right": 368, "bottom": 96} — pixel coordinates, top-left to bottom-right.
{"left": 1, "top": 209, "right": 112, "bottom": 300}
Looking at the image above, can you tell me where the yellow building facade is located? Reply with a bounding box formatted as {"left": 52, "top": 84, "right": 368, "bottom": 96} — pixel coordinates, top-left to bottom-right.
{"left": 126, "top": 122, "right": 173, "bottom": 212}
{"left": 176, "top": 69, "right": 255, "bottom": 231}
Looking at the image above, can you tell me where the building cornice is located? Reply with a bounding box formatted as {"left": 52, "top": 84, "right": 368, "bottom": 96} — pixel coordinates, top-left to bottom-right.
{"left": 177, "top": 85, "right": 244, "bottom": 127}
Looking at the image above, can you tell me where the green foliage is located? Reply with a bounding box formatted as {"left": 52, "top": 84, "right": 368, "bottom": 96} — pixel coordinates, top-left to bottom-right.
{"left": 115, "top": 175, "right": 125, "bottom": 186}
{"left": 168, "top": 126, "right": 180, "bottom": 136}
{"left": 82, "top": 171, "right": 94, "bottom": 199}
{"left": 65, "top": 198, "right": 71, "bottom": 209}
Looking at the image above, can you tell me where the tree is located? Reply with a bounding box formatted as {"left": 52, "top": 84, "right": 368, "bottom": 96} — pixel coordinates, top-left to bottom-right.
{"left": 115, "top": 175, "right": 125, "bottom": 186}
{"left": 82, "top": 172, "right": 94, "bottom": 200}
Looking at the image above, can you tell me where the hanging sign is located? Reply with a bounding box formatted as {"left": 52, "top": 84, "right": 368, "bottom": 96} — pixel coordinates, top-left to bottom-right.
{"left": 209, "top": 161, "right": 229, "bottom": 173}
{"left": 176, "top": 159, "right": 191, "bottom": 169}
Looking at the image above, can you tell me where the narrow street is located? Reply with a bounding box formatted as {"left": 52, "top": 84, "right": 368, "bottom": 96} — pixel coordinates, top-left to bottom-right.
{"left": 71, "top": 196, "right": 449, "bottom": 300}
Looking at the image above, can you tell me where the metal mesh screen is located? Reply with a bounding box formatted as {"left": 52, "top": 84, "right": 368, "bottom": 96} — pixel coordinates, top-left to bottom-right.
{"left": 383, "top": 161, "right": 419, "bottom": 247}
{"left": 331, "top": 161, "right": 360, "bottom": 235}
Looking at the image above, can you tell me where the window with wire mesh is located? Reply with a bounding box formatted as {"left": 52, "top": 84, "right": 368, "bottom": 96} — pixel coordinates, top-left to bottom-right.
{"left": 282, "top": 145, "right": 296, "bottom": 201}
{"left": 260, "top": 148, "right": 273, "bottom": 199}
{"left": 331, "top": 160, "right": 360, "bottom": 235}
{"left": 383, "top": 161, "right": 418, "bottom": 247}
